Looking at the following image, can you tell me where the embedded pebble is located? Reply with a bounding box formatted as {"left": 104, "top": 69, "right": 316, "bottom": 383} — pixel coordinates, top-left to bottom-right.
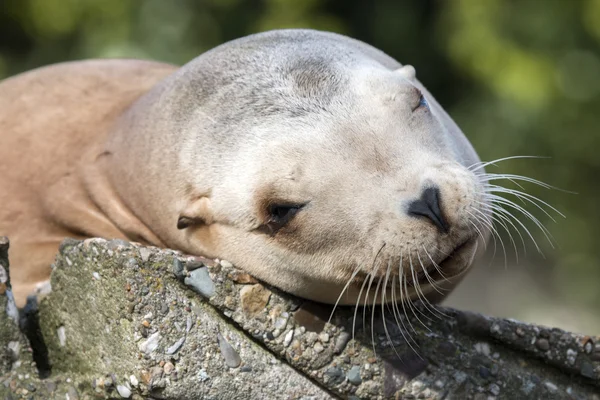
{"left": 139, "top": 332, "right": 161, "bottom": 354}
{"left": 474, "top": 342, "right": 491, "bottom": 356}
{"left": 274, "top": 316, "right": 288, "bottom": 330}
{"left": 164, "top": 362, "right": 175, "bottom": 375}
{"left": 318, "top": 333, "right": 330, "bottom": 343}
{"left": 172, "top": 259, "right": 185, "bottom": 280}
{"left": 584, "top": 341, "right": 593, "bottom": 354}
{"left": 283, "top": 330, "right": 294, "bottom": 347}
{"left": 544, "top": 381, "right": 558, "bottom": 393}
{"left": 0, "top": 264, "right": 7, "bottom": 282}
{"left": 116, "top": 384, "right": 131, "bottom": 398}
{"left": 490, "top": 323, "right": 501, "bottom": 334}
{"left": 7, "top": 341, "right": 20, "bottom": 358}
{"left": 580, "top": 361, "right": 595, "bottom": 378}
{"left": 347, "top": 365, "right": 362, "bottom": 385}
{"left": 107, "top": 239, "right": 131, "bottom": 249}
{"left": 220, "top": 260, "right": 233, "bottom": 268}
{"left": 185, "top": 258, "right": 205, "bottom": 270}
{"left": 129, "top": 375, "right": 138, "bottom": 386}
{"left": 57, "top": 326, "right": 66, "bottom": 347}
{"left": 239, "top": 284, "right": 271, "bottom": 317}
{"left": 65, "top": 387, "right": 79, "bottom": 399}
{"left": 314, "top": 342, "right": 324, "bottom": 353}
{"left": 488, "top": 383, "right": 500, "bottom": 396}
{"left": 453, "top": 371, "right": 468, "bottom": 384}
{"left": 479, "top": 366, "right": 491, "bottom": 379}
{"left": 325, "top": 366, "right": 344, "bottom": 385}
{"left": 92, "top": 272, "right": 101, "bottom": 280}
{"left": 521, "top": 380, "right": 536, "bottom": 395}
{"left": 184, "top": 267, "right": 215, "bottom": 298}
{"left": 161, "top": 303, "right": 169, "bottom": 315}
{"left": 536, "top": 338, "right": 550, "bottom": 351}
{"left": 166, "top": 336, "right": 186, "bottom": 355}
{"left": 150, "top": 366, "right": 163, "bottom": 381}
{"left": 334, "top": 332, "right": 351, "bottom": 354}
{"left": 197, "top": 369, "right": 209, "bottom": 382}
{"left": 566, "top": 348, "right": 577, "bottom": 365}
{"left": 218, "top": 333, "right": 242, "bottom": 368}
{"left": 139, "top": 248, "right": 151, "bottom": 262}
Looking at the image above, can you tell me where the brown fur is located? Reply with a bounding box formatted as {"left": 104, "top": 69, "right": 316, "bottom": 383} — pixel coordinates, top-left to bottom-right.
{"left": 0, "top": 60, "right": 177, "bottom": 305}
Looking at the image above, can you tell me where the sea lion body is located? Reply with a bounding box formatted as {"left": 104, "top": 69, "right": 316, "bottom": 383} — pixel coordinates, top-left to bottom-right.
{"left": 0, "top": 60, "right": 178, "bottom": 304}
{"left": 0, "top": 29, "right": 489, "bottom": 307}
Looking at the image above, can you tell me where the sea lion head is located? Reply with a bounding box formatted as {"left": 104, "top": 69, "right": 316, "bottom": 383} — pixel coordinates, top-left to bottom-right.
{"left": 109, "top": 29, "right": 491, "bottom": 305}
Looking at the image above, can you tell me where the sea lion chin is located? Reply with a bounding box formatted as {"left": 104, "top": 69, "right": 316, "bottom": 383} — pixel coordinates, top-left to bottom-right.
{"left": 0, "top": 29, "right": 491, "bottom": 307}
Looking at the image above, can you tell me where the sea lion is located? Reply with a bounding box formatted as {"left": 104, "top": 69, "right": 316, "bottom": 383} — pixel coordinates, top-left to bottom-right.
{"left": 0, "top": 29, "right": 491, "bottom": 308}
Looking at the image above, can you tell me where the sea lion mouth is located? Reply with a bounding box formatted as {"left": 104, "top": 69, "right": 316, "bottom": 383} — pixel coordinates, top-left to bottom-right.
{"left": 412, "top": 237, "right": 476, "bottom": 286}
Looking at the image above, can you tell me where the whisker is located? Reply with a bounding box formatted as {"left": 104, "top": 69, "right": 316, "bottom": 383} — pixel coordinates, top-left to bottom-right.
{"left": 391, "top": 274, "right": 422, "bottom": 357}
{"left": 477, "top": 172, "right": 559, "bottom": 191}
{"left": 468, "top": 155, "right": 548, "bottom": 172}
{"left": 486, "top": 193, "right": 555, "bottom": 249}
{"left": 352, "top": 243, "right": 386, "bottom": 342}
{"left": 465, "top": 211, "right": 489, "bottom": 251}
{"left": 407, "top": 251, "right": 436, "bottom": 325}
{"left": 484, "top": 184, "right": 565, "bottom": 220}
{"left": 381, "top": 261, "right": 404, "bottom": 358}
{"left": 486, "top": 201, "right": 543, "bottom": 255}
{"left": 415, "top": 251, "right": 448, "bottom": 318}
{"left": 415, "top": 251, "right": 445, "bottom": 295}
{"left": 370, "top": 274, "right": 384, "bottom": 355}
{"left": 477, "top": 200, "right": 526, "bottom": 255}
{"left": 352, "top": 274, "right": 370, "bottom": 344}
{"left": 402, "top": 267, "right": 433, "bottom": 333}
{"left": 362, "top": 263, "right": 379, "bottom": 337}
{"left": 397, "top": 252, "right": 420, "bottom": 336}
{"left": 467, "top": 208, "right": 505, "bottom": 264}
{"left": 422, "top": 246, "right": 449, "bottom": 282}
{"left": 328, "top": 264, "right": 363, "bottom": 324}
{"left": 470, "top": 206, "right": 510, "bottom": 267}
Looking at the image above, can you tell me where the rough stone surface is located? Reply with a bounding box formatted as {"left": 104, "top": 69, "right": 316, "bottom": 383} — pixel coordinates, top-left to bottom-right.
{"left": 0, "top": 237, "right": 599, "bottom": 399}
{"left": 0, "top": 237, "right": 31, "bottom": 378}
{"left": 1, "top": 239, "right": 330, "bottom": 399}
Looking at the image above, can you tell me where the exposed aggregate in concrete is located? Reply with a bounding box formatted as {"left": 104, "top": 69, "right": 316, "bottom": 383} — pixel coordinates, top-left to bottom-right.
{"left": 0, "top": 237, "right": 598, "bottom": 399}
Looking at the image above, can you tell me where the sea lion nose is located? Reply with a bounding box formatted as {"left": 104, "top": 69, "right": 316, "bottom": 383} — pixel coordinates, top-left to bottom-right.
{"left": 407, "top": 187, "right": 449, "bottom": 234}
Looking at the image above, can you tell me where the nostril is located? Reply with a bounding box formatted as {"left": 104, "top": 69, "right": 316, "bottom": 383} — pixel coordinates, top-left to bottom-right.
{"left": 407, "top": 187, "right": 449, "bottom": 234}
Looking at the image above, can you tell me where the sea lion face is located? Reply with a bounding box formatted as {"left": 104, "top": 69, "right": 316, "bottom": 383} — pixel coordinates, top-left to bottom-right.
{"left": 179, "top": 62, "right": 489, "bottom": 305}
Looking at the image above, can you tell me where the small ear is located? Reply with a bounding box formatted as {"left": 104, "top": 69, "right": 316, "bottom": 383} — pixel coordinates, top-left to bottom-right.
{"left": 177, "top": 196, "right": 214, "bottom": 230}
{"left": 396, "top": 64, "right": 416, "bottom": 80}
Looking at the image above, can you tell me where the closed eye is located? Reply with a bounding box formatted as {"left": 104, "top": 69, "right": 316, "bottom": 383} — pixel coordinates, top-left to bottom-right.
{"left": 263, "top": 203, "right": 306, "bottom": 235}
{"left": 412, "top": 90, "right": 429, "bottom": 112}
{"left": 418, "top": 93, "right": 429, "bottom": 109}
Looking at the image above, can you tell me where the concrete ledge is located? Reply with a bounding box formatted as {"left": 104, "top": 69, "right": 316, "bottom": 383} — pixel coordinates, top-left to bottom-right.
{"left": 1, "top": 237, "right": 599, "bottom": 399}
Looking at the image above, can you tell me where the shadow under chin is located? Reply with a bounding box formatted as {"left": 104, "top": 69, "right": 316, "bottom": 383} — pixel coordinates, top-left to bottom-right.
{"left": 291, "top": 297, "right": 455, "bottom": 392}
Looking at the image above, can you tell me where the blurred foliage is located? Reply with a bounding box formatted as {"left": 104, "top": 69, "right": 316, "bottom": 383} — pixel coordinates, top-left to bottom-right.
{"left": 1, "top": 0, "right": 599, "bottom": 325}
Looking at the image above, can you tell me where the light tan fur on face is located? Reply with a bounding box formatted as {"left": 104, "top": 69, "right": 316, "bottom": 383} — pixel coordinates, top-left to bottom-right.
{"left": 0, "top": 29, "right": 490, "bottom": 307}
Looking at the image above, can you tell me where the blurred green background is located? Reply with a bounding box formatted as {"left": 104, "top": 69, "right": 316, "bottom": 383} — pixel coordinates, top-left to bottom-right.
{"left": 1, "top": 0, "right": 599, "bottom": 333}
